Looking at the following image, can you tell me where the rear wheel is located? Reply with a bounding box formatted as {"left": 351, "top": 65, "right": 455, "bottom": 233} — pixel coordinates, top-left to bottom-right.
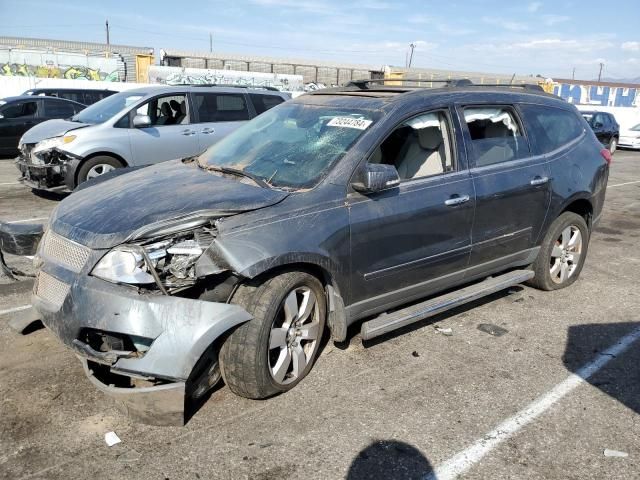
{"left": 76, "top": 155, "right": 123, "bottom": 185}
{"left": 220, "top": 271, "right": 326, "bottom": 399}
{"left": 528, "top": 212, "right": 589, "bottom": 291}
{"left": 609, "top": 137, "right": 618, "bottom": 155}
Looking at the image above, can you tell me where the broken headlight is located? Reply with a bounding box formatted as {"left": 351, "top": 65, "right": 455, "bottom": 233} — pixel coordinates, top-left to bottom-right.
{"left": 91, "top": 228, "right": 216, "bottom": 290}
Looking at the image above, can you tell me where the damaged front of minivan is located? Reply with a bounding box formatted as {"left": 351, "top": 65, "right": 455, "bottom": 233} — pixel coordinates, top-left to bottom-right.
{"left": 32, "top": 158, "right": 291, "bottom": 425}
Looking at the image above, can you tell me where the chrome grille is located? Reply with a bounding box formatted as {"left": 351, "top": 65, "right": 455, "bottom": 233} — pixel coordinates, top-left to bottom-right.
{"left": 42, "top": 230, "right": 90, "bottom": 273}
{"left": 35, "top": 271, "right": 70, "bottom": 308}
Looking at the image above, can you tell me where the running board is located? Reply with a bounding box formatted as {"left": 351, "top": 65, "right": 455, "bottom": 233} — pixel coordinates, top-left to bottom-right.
{"left": 360, "top": 269, "right": 534, "bottom": 341}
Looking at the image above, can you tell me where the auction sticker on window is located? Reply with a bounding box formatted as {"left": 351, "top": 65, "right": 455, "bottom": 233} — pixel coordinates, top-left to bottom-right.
{"left": 327, "top": 117, "right": 373, "bottom": 130}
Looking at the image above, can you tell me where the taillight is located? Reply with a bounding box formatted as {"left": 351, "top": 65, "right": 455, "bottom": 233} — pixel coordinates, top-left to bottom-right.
{"left": 600, "top": 148, "right": 612, "bottom": 165}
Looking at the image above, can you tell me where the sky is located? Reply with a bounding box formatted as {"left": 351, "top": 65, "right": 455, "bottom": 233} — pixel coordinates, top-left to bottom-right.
{"left": 0, "top": 0, "right": 639, "bottom": 81}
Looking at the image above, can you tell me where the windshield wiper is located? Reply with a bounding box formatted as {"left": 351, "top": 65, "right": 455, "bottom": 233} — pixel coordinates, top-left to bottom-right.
{"left": 207, "top": 165, "right": 269, "bottom": 188}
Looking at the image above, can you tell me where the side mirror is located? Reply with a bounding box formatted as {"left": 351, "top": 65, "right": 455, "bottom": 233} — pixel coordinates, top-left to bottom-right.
{"left": 352, "top": 163, "right": 400, "bottom": 194}
{"left": 133, "top": 114, "right": 151, "bottom": 128}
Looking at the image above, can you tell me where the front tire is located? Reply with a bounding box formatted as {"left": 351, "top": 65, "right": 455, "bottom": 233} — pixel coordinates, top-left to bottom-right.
{"left": 528, "top": 212, "right": 589, "bottom": 291}
{"left": 220, "top": 271, "right": 326, "bottom": 399}
{"left": 76, "top": 155, "right": 123, "bottom": 185}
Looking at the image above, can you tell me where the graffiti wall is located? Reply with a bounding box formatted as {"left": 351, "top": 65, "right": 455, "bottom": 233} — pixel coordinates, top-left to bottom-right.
{"left": 148, "top": 65, "right": 304, "bottom": 92}
{"left": 0, "top": 48, "right": 122, "bottom": 81}
{"left": 553, "top": 81, "right": 639, "bottom": 108}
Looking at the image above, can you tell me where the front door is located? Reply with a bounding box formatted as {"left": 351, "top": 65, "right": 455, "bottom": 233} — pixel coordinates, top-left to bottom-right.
{"left": 0, "top": 99, "right": 40, "bottom": 153}
{"left": 457, "top": 104, "right": 551, "bottom": 271}
{"left": 348, "top": 108, "right": 474, "bottom": 318}
{"left": 128, "top": 93, "right": 200, "bottom": 165}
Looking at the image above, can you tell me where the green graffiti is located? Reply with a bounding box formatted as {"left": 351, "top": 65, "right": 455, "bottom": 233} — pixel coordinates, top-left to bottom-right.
{"left": 0, "top": 62, "right": 119, "bottom": 81}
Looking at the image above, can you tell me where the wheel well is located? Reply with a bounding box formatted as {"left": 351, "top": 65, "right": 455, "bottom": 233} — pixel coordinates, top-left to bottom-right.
{"left": 562, "top": 199, "right": 593, "bottom": 228}
{"left": 75, "top": 152, "right": 128, "bottom": 185}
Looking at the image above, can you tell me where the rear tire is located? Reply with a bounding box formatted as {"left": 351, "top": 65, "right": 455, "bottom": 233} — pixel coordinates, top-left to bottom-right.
{"left": 609, "top": 137, "right": 618, "bottom": 155}
{"left": 527, "top": 212, "right": 589, "bottom": 291}
{"left": 220, "top": 271, "right": 326, "bottom": 399}
{"left": 76, "top": 155, "right": 123, "bottom": 185}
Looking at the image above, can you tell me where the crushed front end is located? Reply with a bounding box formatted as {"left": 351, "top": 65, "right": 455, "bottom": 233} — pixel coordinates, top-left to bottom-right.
{"left": 32, "top": 222, "right": 252, "bottom": 425}
{"left": 16, "top": 141, "right": 78, "bottom": 192}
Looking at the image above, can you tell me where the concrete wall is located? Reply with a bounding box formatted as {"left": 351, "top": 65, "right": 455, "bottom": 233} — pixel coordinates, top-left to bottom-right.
{"left": 148, "top": 65, "right": 304, "bottom": 92}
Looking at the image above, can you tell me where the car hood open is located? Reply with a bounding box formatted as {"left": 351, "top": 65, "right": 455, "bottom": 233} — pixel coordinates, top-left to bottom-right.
{"left": 49, "top": 160, "right": 289, "bottom": 249}
{"left": 20, "top": 119, "right": 92, "bottom": 145}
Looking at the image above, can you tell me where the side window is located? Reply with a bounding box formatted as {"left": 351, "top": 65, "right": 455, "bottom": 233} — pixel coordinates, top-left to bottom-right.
{"left": 250, "top": 93, "right": 285, "bottom": 115}
{"left": 369, "top": 110, "right": 454, "bottom": 181}
{"left": 83, "top": 92, "right": 101, "bottom": 105}
{"left": 135, "top": 94, "right": 188, "bottom": 126}
{"left": 44, "top": 99, "right": 75, "bottom": 118}
{"left": 463, "top": 106, "right": 529, "bottom": 167}
{"left": 0, "top": 101, "right": 38, "bottom": 119}
{"left": 519, "top": 105, "right": 585, "bottom": 155}
{"left": 192, "top": 93, "right": 250, "bottom": 122}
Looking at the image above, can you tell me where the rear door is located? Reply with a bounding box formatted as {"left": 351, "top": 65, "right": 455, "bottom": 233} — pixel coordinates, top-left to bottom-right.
{"left": 458, "top": 104, "right": 551, "bottom": 272}
{"left": 128, "top": 93, "right": 200, "bottom": 166}
{"left": 191, "top": 91, "right": 251, "bottom": 151}
{"left": 41, "top": 98, "right": 78, "bottom": 120}
{"left": 0, "top": 99, "right": 40, "bottom": 153}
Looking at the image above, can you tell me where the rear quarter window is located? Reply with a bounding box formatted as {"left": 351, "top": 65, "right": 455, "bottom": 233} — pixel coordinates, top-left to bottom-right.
{"left": 520, "top": 105, "right": 585, "bottom": 155}
{"left": 250, "top": 93, "right": 285, "bottom": 115}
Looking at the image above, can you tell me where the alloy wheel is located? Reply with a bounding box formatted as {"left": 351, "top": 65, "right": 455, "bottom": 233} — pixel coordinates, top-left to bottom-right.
{"left": 268, "top": 286, "right": 321, "bottom": 385}
{"left": 550, "top": 225, "right": 583, "bottom": 284}
{"left": 86, "top": 164, "right": 115, "bottom": 179}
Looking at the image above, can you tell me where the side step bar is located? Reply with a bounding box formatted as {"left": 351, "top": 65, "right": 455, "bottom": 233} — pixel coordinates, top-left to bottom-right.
{"left": 360, "top": 269, "right": 534, "bottom": 341}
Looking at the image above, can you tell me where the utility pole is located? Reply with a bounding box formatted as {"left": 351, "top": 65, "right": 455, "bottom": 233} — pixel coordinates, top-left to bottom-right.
{"left": 105, "top": 19, "right": 110, "bottom": 57}
{"left": 408, "top": 43, "right": 416, "bottom": 68}
{"left": 598, "top": 62, "right": 604, "bottom": 82}
{"left": 572, "top": 67, "right": 575, "bottom": 80}
{"left": 209, "top": 32, "right": 213, "bottom": 53}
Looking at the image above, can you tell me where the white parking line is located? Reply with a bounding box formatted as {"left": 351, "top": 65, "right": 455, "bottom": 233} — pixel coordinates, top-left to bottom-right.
{"left": 608, "top": 180, "right": 640, "bottom": 188}
{"left": 425, "top": 325, "right": 640, "bottom": 480}
{"left": 7, "top": 217, "right": 48, "bottom": 224}
{"left": 0, "top": 305, "right": 31, "bottom": 316}
{"left": 0, "top": 182, "right": 20, "bottom": 186}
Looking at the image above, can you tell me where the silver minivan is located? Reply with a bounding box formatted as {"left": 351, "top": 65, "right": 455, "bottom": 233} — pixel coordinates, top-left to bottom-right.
{"left": 16, "top": 85, "right": 290, "bottom": 192}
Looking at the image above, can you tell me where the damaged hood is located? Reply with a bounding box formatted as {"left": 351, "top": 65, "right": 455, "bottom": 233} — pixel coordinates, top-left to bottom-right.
{"left": 20, "top": 119, "right": 91, "bottom": 145}
{"left": 50, "top": 160, "right": 289, "bottom": 249}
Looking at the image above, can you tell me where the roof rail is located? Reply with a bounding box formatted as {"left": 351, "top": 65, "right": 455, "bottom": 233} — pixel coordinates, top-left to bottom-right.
{"left": 345, "top": 78, "right": 473, "bottom": 89}
{"left": 344, "top": 78, "right": 544, "bottom": 92}
{"left": 188, "top": 83, "right": 281, "bottom": 92}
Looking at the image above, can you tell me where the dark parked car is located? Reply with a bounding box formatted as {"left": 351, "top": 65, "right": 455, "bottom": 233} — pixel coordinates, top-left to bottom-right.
{"left": 581, "top": 110, "right": 619, "bottom": 154}
{"left": 23, "top": 87, "right": 116, "bottom": 106}
{"left": 28, "top": 80, "right": 609, "bottom": 424}
{"left": 0, "top": 96, "right": 85, "bottom": 156}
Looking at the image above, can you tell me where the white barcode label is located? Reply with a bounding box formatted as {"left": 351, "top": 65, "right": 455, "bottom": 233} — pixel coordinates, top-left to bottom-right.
{"left": 327, "top": 117, "right": 372, "bottom": 130}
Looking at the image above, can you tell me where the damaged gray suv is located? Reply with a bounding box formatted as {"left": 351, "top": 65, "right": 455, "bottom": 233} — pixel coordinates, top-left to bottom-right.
{"left": 30, "top": 80, "right": 610, "bottom": 424}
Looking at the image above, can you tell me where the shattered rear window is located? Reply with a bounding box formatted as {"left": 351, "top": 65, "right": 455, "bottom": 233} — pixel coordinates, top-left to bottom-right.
{"left": 198, "top": 103, "right": 379, "bottom": 189}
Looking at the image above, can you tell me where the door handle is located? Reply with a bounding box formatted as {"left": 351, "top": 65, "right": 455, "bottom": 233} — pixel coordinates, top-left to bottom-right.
{"left": 530, "top": 176, "right": 549, "bottom": 186}
{"left": 201, "top": 128, "right": 215, "bottom": 134}
{"left": 181, "top": 129, "right": 196, "bottom": 136}
{"left": 444, "top": 194, "right": 470, "bottom": 206}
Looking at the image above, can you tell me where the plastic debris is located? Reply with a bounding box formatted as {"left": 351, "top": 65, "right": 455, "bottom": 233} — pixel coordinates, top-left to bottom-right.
{"left": 105, "top": 431, "right": 121, "bottom": 447}
{"left": 603, "top": 449, "right": 628, "bottom": 458}
{"left": 435, "top": 326, "right": 453, "bottom": 336}
{"left": 477, "top": 323, "right": 508, "bottom": 337}
{"left": 411, "top": 351, "right": 420, "bottom": 357}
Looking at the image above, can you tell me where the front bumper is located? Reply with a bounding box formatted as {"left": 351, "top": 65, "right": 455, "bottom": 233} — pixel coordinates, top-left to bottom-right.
{"left": 618, "top": 137, "right": 640, "bottom": 149}
{"left": 15, "top": 147, "right": 81, "bottom": 192}
{"left": 32, "top": 258, "right": 252, "bottom": 423}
